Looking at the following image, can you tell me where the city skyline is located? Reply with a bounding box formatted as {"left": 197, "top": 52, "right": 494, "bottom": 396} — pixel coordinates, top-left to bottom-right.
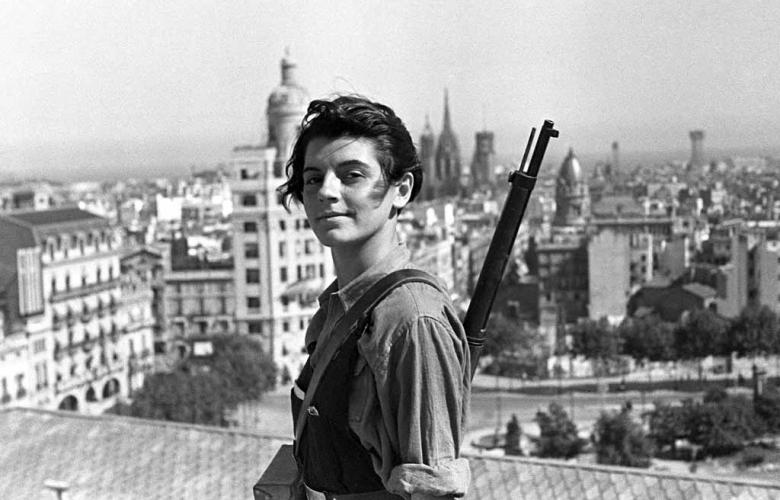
{"left": 2, "top": 0, "right": 779, "bottom": 182}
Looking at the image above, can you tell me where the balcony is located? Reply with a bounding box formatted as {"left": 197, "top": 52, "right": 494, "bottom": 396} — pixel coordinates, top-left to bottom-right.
{"left": 50, "top": 279, "right": 121, "bottom": 303}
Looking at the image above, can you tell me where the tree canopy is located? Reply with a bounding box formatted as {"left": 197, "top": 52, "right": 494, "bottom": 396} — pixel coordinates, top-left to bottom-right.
{"left": 594, "top": 407, "right": 653, "bottom": 468}
{"left": 534, "top": 402, "right": 584, "bottom": 459}
{"left": 126, "top": 334, "right": 277, "bottom": 426}
{"left": 618, "top": 315, "right": 676, "bottom": 362}
{"left": 673, "top": 309, "right": 729, "bottom": 360}
{"left": 726, "top": 305, "right": 779, "bottom": 357}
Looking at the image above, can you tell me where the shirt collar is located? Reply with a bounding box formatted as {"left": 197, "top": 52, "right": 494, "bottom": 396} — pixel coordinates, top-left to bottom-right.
{"left": 317, "top": 242, "right": 410, "bottom": 311}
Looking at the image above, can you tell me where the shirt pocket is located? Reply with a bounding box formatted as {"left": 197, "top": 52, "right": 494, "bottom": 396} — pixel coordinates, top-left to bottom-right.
{"left": 349, "top": 356, "right": 372, "bottom": 423}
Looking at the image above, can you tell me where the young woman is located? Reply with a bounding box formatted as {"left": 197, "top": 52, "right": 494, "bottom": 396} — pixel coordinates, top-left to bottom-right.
{"left": 279, "top": 95, "right": 470, "bottom": 500}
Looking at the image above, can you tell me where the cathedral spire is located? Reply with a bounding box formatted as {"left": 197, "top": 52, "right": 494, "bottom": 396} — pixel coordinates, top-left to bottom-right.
{"left": 442, "top": 88, "right": 452, "bottom": 132}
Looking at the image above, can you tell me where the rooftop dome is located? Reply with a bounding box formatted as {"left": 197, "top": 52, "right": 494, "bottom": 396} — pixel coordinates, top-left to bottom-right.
{"left": 267, "top": 53, "right": 308, "bottom": 113}
{"left": 559, "top": 148, "right": 583, "bottom": 185}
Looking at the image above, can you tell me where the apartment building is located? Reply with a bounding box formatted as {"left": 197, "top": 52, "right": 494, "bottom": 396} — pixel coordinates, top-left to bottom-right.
{"left": 228, "top": 54, "right": 334, "bottom": 381}
{"left": 0, "top": 207, "right": 152, "bottom": 413}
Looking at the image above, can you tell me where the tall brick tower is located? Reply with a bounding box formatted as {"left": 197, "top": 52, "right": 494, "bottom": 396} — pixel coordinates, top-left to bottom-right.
{"left": 470, "top": 130, "right": 495, "bottom": 189}
{"left": 689, "top": 130, "right": 705, "bottom": 171}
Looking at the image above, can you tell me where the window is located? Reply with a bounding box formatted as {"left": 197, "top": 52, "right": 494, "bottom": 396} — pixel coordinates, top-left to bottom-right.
{"left": 246, "top": 269, "right": 260, "bottom": 283}
{"left": 319, "top": 264, "right": 325, "bottom": 278}
{"left": 65, "top": 275, "right": 70, "bottom": 291}
{"left": 247, "top": 296, "right": 260, "bottom": 309}
{"left": 280, "top": 267, "right": 288, "bottom": 282}
{"left": 241, "top": 194, "right": 257, "bottom": 206}
{"left": 297, "top": 265, "right": 302, "bottom": 281}
{"left": 33, "top": 339, "right": 46, "bottom": 354}
{"left": 51, "top": 277, "right": 57, "bottom": 294}
{"left": 243, "top": 221, "right": 257, "bottom": 233}
{"left": 283, "top": 321, "right": 290, "bottom": 332}
{"left": 279, "top": 220, "right": 286, "bottom": 231}
{"left": 279, "top": 241, "right": 287, "bottom": 258}
{"left": 244, "top": 243, "right": 259, "bottom": 259}
{"left": 248, "top": 321, "right": 262, "bottom": 334}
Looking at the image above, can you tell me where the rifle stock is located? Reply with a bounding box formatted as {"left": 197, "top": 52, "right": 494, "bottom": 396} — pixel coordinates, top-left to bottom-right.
{"left": 463, "top": 120, "right": 558, "bottom": 380}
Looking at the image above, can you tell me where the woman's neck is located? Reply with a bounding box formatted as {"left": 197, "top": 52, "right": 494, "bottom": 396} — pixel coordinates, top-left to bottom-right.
{"left": 331, "top": 227, "right": 399, "bottom": 287}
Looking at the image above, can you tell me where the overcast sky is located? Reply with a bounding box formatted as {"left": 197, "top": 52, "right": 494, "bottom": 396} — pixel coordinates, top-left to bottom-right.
{"left": 1, "top": 0, "right": 779, "bottom": 181}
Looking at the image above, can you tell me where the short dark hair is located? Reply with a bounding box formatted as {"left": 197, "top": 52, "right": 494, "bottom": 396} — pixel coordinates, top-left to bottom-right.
{"left": 278, "top": 95, "right": 422, "bottom": 209}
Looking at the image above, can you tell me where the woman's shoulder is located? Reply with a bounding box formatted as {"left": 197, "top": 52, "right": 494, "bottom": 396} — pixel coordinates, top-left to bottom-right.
{"left": 358, "top": 275, "right": 464, "bottom": 358}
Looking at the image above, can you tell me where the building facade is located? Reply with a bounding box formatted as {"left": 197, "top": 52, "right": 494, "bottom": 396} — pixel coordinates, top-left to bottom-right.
{"left": 228, "top": 55, "right": 334, "bottom": 381}
{"left": 0, "top": 208, "right": 152, "bottom": 413}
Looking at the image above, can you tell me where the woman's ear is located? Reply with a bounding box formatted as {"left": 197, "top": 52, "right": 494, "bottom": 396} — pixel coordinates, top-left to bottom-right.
{"left": 392, "top": 172, "right": 414, "bottom": 209}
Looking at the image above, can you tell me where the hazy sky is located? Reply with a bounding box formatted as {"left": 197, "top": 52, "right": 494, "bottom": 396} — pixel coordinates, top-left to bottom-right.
{"left": 2, "top": 0, "right": 779, "bottom": 181}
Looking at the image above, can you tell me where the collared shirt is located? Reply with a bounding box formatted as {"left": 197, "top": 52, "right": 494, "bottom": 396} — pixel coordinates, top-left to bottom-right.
{"left": 304, "top": 243, "right": 471, "bottom": 499}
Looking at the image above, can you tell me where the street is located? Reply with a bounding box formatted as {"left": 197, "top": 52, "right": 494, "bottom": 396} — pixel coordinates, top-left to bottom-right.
{"left": 233, "top": 386, "right": 703, "bottom": 442}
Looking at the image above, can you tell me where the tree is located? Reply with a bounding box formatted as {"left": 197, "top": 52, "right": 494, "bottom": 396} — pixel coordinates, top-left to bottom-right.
{"left": 483, "top": 313, "right": 523, "bottom": 358}
{"left": 128, "top": 334, "right": 278, "bottom": 426}
{"left": 534, "top": 402, "right": 583, "bottom": 459}
{"left": 648, "top": 401, "right": 691, "bottom": 453}
{"left": 687, "top": 396, "right": 762, "bottom": 456}
{"left": 569, "top": 318, "right": 621, "bottom": 376}
{"left": 673, "top": 308, "right": 729, "bottom": 360}
{"left": 504, "top": 414, "right": 522, "bottom": 456}
{"left": 594, "top": 408, "right": 653, "bottom": 468}
{"left": 129, "top": 371, "right": 231, "bottom": 426}
{"left": 726, "top": 305, "right": 779, "bottom": 358}
{"left": 484, "top": 313, "right": 549, "bottom": 377}
{"left": 206, "top": 334, "right": 278, "bottom": 402}
{"left": 619, "top": 315, "right": 676, "bottom": 362}
{"left": 754, "top": 387, "right": 780, "bottom": 433}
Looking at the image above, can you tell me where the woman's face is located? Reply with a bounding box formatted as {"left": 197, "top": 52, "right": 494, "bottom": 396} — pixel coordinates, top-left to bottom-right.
{"left": 301, "top": 135, "right": 411, "bottom": 251}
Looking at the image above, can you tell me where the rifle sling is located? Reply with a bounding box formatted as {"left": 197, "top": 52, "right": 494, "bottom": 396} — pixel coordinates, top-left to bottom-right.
{"left": 293, "top": 269, "right": 441, "bottom": 455}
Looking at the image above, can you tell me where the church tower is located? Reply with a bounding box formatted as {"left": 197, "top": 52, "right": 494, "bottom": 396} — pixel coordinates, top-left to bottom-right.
{"left": 470, "top": 130, "right": 495, "bottom": 189}
{"left": 553, "top": 148, "right": 590, "bottom": 226}
{"left": 419, "top": 115, "right": 437, "bottom": 201}
{"left": 266, "top": 50, "right": 309, "bottom": 176}
{"left": 434, "top": 89, "right": 462, "bottom": 198}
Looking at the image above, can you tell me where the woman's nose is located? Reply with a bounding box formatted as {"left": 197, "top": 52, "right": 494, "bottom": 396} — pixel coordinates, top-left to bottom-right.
{"left": 318, "top": 172, "right": 340, "bottom": 201}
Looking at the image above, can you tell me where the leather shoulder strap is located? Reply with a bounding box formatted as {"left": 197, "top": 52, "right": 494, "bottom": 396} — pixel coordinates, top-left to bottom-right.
{"left": 294, "top": 269, "right": 441, "bottom": 451}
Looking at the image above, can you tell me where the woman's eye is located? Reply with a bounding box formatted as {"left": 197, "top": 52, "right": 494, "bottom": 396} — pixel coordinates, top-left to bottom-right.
{"left": 304, "top": 176, "right": 321, "bottom": 185}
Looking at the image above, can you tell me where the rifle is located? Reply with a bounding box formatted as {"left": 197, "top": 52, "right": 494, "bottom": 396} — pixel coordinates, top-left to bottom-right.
{"left": 462, "top": 120, "right": 558, "bottom": 380}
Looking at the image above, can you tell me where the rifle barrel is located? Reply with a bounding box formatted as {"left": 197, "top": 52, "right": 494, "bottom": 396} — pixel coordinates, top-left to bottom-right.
{"left": 463, "top": 120, "right": 559, "bottom": 379}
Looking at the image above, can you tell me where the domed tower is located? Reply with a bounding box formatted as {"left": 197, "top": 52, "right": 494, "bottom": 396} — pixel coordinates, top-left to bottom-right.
{"left": 266, "top": 51, "right": 309, "bottom": 177}
{"left": 435, "top": 89, "right": 462, "bottom": 197}
{"left": 553, "top": 148, "right": 590, "bottom": 226}
{"left": 419, "top": 115, "right": 437, "bottom": 201}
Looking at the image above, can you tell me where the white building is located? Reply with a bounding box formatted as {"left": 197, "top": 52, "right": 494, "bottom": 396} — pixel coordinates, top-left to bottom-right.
{"left": 227, "top": 54, "right": 334, "bottom": 383}
{"left": 0, "top": 207, "right": 153, "bottom": 413}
